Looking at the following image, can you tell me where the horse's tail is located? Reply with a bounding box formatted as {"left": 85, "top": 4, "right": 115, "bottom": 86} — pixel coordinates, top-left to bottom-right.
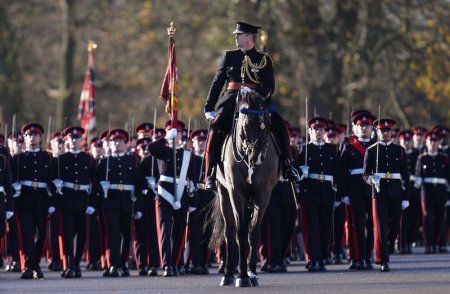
{"left": 206, "top": 193, "right": 225, "bottom": 250}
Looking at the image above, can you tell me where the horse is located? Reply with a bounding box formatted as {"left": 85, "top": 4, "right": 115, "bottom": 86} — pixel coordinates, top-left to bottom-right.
{"left": 209, "top": 91, "right": 280, "bottom": 287}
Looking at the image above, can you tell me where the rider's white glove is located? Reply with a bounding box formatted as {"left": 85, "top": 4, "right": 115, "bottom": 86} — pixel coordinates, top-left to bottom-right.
{"left": 205, "top": 111, "right": 215, "bottom": 121}
{"left": 333, "top": 201, "right": 341, "bottom": 208}
{"left": 240, "top": 86, "right": 252, "bottom": 95}
{"left": 164, "top": 128, "right": 177, "bottom": 141}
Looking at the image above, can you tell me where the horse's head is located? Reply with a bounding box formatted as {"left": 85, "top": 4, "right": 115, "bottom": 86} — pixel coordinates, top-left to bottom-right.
{"left": 236, "top": 91, "right": 274, "bottom": 167}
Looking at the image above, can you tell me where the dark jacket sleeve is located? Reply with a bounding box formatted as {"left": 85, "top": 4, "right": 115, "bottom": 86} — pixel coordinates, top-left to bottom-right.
{"left": 399, "top": 146, "right": 410, "bottom": 200}
{"left": 363, "top": 147, "right": 374, "bottom": 185}
{"left": 204, "top": 51, "right": 228, "bottom": 113}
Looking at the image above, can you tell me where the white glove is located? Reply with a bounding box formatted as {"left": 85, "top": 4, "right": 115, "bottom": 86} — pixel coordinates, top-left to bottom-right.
{"left": 299, "top": 165, "right": 309, "bottom": 181}
{"left": 86, "top": 206, "right": 96, "bottom": 215}
{"left": 188, "top": 206, "right": 197, "bottom": 213}
{"left": 6, "top": 211, "right": 14, "bottom": 220}
{"left": 333, "top": 201, "right": 341, "bottom": 208}
{"left": 52, "top": 179, "right": 64, "bottom": 195}
{"left": 48, "top": 206, "right": 56, "bottom": 214}
{"left": 370, "top": 175, "right": 381, "bottom": 192}
{"left": 446, "top": 200, "right": 450, "bottom": 207}
{"left": 240, "top": 86, "right": 252, "bottom": 95}
{"left": 414, "top": 177, "right": 422, "bottom": 189}
{"left": 134, "top": 211, "right": 143, "bottom": 220}
{"left": 173, "top": 200, "right": 181, "bottom": 210}
{"left": 164, "top": 128, "right": 178, "bottom": 141}
{"left": 342, "top": 196, "right": 350, "bottom": 206}
{"left": 12, "top": 182, "right": 21, "bottom": 198}
{"left": 205, "top": 111, "right": 215, "bottom": 121}
{"left": 401, "top": 200, "right": 410, "bottom": 210}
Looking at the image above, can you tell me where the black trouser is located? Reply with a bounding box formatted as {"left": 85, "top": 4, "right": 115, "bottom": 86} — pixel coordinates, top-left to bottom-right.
{"left": 188, "top": 191, "right": 215, "bottom": 267}
{"left": 86, "top": 213, "right": 101, "bottom": 265}
{"left": 302, "top": 198, "right": 333, "bottom": 263}
{"left": 16, "top": 204, "right": 47, "bottom": 270}
{"left": 422, "top": 195, "right": 447, "bottom": 248}
{"left": 400, "top": 184, "right": 421, "bottom": 248}
{"left": 332, "top": 203, "right": 346, "bottom": 257}
{"left": 48, "top": 211, "right": 61, "bottom": 262}
{"left": 103, "top": 208, "right": 132, "bottom": 268}
{"left": 348, "top": 194, "right": 373, "bottom": 261}
{"left": 157, "top": 196, "right": 188, "bottom": 268}
{"left": 372, "top": 198, "right": 401, "bottom": 264}
{"left": 134, "top": 199, "right": 160, "bottom": 269}
{"left": 57, "top": 209, "right": 87, "bottom": 270}
{"left": 260, "top": 182, "right": 296, "bottom": 266}
{"left": 6, "top": 213, "right": 21, "bottom": 265}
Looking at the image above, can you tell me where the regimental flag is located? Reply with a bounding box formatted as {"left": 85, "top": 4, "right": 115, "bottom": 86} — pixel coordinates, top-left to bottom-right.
{"left": 159, "top": 33, "right": 178, "bottom": 128}
{"left": 78, "top": 43, "right": 96, "bottom": 135}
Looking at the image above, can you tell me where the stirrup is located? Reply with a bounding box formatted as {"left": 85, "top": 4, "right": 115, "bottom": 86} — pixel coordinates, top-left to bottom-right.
{"left": 283, "top": 166, "right": 300, "bottom": 182}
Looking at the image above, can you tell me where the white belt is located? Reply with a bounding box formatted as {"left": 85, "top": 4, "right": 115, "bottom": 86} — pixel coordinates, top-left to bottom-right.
{"left": 374, "top": 173, "right": 402, "bottom": 180}
{"left": 423, "top": 177, "right": 448, "bottom": 185}
{"left": 63, "top": 182, "right": 90, "bottom": 192}
{"left": 21, "top": 181, "right": 48, "bottom": 189}
{"left": 350, "top": 168, "right": 364, "bottom": 175}
{"left": 159, "top": 175, "right": 179, "bottom": 184}
{"left": 0, "top": 186, "right": 4, "bottom": 194}
{"left": 109, "top": 183, "right": 135, "bottom": 192}
{"left": 307, "top": 173, "right": 334, "bottom": 182}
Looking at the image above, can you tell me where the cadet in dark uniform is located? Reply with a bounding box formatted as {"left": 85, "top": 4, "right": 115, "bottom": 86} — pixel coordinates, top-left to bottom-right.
{"left": 187, "top": 129, "right": 215, "bottom": 275}
{"left": 412, "top": 127, "right": 427, "bottom": 153}
{"left": 134, "top": 136, "right": 161, "bottom": 276}
{"left": 363, "top": 119, "right": 410, "bottom": 272}
{"left": 415, "top": 131, "right": 450, "bottom": 254}
{"left": 398, "top": 130, "right": 421, "bottom": 254}
{"left": 0, "top": 138, "right": 14, "bottom": 274}
{"left": 298, "top": 117, "right": 339, "bottom": 272}
{"left": 12, "top": 123, "right": 53, "bottom": 279}
{"left": 203, "top": 21, "right": 298, "bottom": 191}
{"left": 147, "top": 120, "right": 197, "bottom": 277}
{"left": 93, "top": 129, "right": 139, "bottom": 277}
{"left": 47, "top": 132, "right": 64, "bottom": 272}
{"left": 4, "top": 132, "right": 23, "bottom": 273}
{"left": 85, "top": 137, "right": 104, "bottom": 271}
{"left": 53, "top": 126, "right": 96, "bottom": 278}
{"left": 339, "top": 112, "right": 376, "bottom": 270}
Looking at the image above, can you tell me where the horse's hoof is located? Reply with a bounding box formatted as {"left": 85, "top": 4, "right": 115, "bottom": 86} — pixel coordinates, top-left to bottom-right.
{"left": 220, "top": 275, "right": 235, "bottom": 286}
{"left": 250, "top": 276, "right": 259, "bottom": 286}
{"left": 235, "top": 277, "right": 252, "bottom": 287}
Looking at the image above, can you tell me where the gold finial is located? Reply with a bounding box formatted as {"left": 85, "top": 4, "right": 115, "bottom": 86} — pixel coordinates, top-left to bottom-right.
{"left": 167, "top": 21, "right": 176, "bottom": 37}
{"left": 87, "top": 40, "right": 97, "bottom": 52}
{"left": 260, "top": 30, "right": 268, "bottom": 46}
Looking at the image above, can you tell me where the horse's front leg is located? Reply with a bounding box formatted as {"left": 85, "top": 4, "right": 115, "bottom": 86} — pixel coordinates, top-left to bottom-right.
{"left": 247, "top": 193, "right": 270, "bottom": 286}
{"left": 219, "top": 187, "right": 236, "bottom": 286}
{"left": 234, "top": 199, "right": 252, "bottom": 287}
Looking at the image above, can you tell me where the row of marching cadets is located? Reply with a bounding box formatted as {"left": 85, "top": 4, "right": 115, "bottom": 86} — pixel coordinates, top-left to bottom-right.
{"left": 0, "top": 119, "right": 217, "bottom": 279}
{"left": 277, "top": 111, "right": 449, "bottom": 273}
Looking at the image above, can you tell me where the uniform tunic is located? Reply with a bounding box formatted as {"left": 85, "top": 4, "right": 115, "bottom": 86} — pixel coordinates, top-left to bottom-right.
{"left": 147, "top": 138, "right": 197, "bottom": 270}
{"left": 363, "top": 141, "right": 409, "bottom": 264}
{"left": 339, "top": 137, "right": 375, "bottom": 263}
{"left": 54, "top": 150, "right": 96, "bottom": 270}
{"left": 93, "top": 153, "right": 139, "bottom": 269}
{"left": 299, "top": 142, "right": 339, "bottom": 264}
{"left": 134, "top": 154, "right": 161, "bottom": 270}
{"left": 415, "top": 152, "right": 450, "bottom": 249}
{"left": 12, "top": 149, "right": 53, "bottom": 271}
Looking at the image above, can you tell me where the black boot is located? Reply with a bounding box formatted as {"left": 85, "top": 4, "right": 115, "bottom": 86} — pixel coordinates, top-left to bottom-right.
{"left": 205, "top": 129, "right": 224, "bottom": 191}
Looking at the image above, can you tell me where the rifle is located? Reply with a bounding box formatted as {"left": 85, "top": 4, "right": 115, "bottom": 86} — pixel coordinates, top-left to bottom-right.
{"left": 373, "top": 105, "right": 381, "bottom": 192}
{"left": 100, "top": 114, "right": 111, "bottom": 198}
{"left": 12, "top": 114, "right": 21, "bottom": 197}
{"left": 299, "top": 97, "right": 309, "bottom": 179}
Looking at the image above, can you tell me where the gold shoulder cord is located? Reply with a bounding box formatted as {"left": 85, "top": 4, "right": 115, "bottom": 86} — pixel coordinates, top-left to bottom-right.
{"left": 241, "top": 55, "right": 267, "bottom": 84}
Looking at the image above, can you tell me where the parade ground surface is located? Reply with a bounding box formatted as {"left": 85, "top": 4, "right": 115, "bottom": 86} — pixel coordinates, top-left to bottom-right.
{"left": 1, "top": 247, "right": 449, "bottom": 294}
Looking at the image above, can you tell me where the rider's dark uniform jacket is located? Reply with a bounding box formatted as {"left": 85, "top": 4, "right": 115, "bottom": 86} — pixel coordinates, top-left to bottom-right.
{"left": 205, "top": 47, "right": 274, "bottom": 119}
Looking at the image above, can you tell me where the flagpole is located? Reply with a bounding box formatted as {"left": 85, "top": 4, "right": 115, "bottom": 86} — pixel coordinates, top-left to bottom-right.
{"left": 167, "top": 21, "right": 178, "bottom": 205}
{"left": 86, "top": 40, "right": 97, "bottom": 148}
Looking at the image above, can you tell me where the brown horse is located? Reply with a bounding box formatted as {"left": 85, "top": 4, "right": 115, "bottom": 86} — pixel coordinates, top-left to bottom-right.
{"left": 210, "top": 91, "right": 280, "bottom": 287}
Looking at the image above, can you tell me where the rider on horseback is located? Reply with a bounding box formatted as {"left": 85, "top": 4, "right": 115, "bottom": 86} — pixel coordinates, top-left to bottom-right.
{"left": 203, "top": 22, "right": 300, "bottom": 190}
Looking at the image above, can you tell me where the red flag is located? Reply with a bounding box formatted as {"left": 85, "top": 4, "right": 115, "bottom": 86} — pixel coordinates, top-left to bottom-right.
{"left": 78, "top": 50, "right": 96, "bottom": 134}
{"left": 159, "top": 35, "right": 178, "bottom": 128}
